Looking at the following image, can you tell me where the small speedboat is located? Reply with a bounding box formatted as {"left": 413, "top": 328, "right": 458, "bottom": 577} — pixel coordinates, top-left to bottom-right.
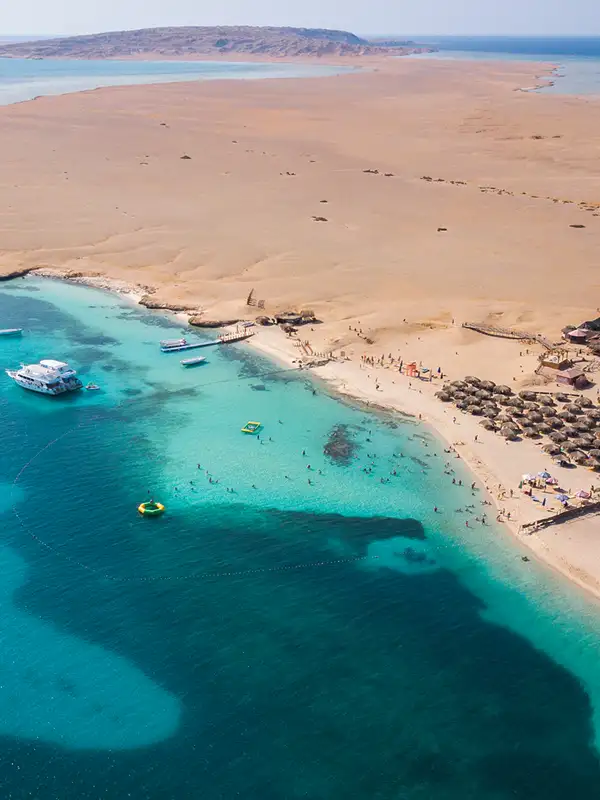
{"left": 86, "top": 383, "right": 101, "bottom": 391}
{"left": 0, "top": 328, "right": 22, "bottom": 337}
{"left": 180, "top": 357, "right": 207, "bottom": 367}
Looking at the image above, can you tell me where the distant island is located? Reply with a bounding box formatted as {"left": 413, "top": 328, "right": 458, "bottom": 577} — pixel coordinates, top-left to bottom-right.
{"left": 0, "top": 26, "right": 431, "bottom": 60}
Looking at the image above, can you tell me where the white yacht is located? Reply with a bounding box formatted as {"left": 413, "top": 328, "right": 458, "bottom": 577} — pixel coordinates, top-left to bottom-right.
{"left": 6, "top": 359, "right": 83, "bottom": 395}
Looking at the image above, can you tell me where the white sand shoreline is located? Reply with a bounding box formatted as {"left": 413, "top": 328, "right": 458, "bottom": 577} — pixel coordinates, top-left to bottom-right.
{"left": 16, "top": 268, "right": 600, "bottom": 606}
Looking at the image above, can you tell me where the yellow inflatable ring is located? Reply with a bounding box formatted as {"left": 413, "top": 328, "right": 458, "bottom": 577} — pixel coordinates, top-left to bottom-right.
{"left": 138, "top": 501, "right": 165, "bottom": 517}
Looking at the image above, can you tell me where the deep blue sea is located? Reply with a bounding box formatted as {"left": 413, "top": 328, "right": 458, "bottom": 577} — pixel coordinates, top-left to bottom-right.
{"left": 2, "top": 277, "right": 600, "bottom": 797}
{"left": 411, "top": 36, "right": 600, "bottom": 94}
{"left": 0, "top": 57, "right": 350, "bottom": 106}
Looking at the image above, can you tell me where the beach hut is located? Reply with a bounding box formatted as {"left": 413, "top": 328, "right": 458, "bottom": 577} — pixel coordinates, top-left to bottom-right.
{"left": 557, "top": 368, "right": 589, "bottom": 388}
{"left": 565, "top": 328, "right": 590, "bottom": 343}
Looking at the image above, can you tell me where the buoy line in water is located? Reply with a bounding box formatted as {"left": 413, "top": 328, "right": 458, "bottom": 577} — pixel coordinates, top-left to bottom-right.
{"left": 10, "top": 408, "right": 378, "bottom": 582}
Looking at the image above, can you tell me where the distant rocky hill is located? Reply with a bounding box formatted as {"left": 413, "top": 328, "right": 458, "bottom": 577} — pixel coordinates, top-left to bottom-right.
{"left": 0, "top": 26, "right": 427, "bottom": 59}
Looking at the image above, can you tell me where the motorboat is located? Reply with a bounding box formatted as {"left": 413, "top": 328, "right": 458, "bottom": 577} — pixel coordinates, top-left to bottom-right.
{"left": 6, "top": 359, "right": 83, "bottom": 395}
{"left": 180, "top": 357, "right": 207, "bottom": 367}
{"left": 160, "top": 338, "right": 212, "bottom": 353}
{"left": 0, "top": 328, "right": 23, "bottom": 337}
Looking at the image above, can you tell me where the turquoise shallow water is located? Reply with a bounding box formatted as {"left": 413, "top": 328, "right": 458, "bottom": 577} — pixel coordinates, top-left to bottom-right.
{"left": 2, "top": 277, "right": 600, "bottom": 796}
{"left": 0, "top": 57, "right": 352, "bottom": 106}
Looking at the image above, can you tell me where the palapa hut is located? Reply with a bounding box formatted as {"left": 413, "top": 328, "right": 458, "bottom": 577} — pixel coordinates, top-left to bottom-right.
{"left": 465, "top": 376, "right": 482, "bottom": 386}
{"left": 555, "top": 392, "right": 571, "bottom": 403}
{"left": 493, "top": 384, "right": 513, "bottom": 396}
{"left": 538, "top": 423, "right": 553, "bottom": 435}
{"left": 525, "top": 428, "right": 540, "bottom": 438}
{"left": 540, "top": 405, "right": 557, "bottom": 417}
{"left": 575, "top": 420, "right": 593, "bottom": 432}
{"left": 579, "top": 432, "right": 595, "bottom": 444}
{"left": 468, "top": 404, "right": 484, "bottom": 416}
{"left": 548, "top": 417, "right": 564, "bottom": 429}
{"left": 456, "top": 400, "right": 469, "bottom": 410}
{"left": 587, "top": 409, "right": 600, "bottom": 420}
{"left": 575, "top": 396, "right": 594, "bottom": 408}
{"left": 451, "top": 380, "right": 468, "bottom": 390}
{"left": 523, "top": 401, "right": 539, "bottom": 411}
{"left": 501, "top": 425, "right": 519, "bottom": 440}
{"left": 520, "top": 419, "right": 534, "bottom": 429}
{"left": 453, "top": 390, "right": 467, "bottom": 401}
{"left": 475, "top": 389, "right": 493, "bottom": 401}
{"left": 496, "top": 412, "right": 513, "bottom": 423}
{"left": 483, "top": 408, "right": 498, "bottom": 419}
{"left": 480, "top": 380, "right": 496, "bottom": 390}
{"left": 435, "top": 391, "right": 452, "bottom": 402}
{"left": 563, "top": 427, "right": 579, "bottom": 438}
{"left": 519, "top": 390, "right": 536, "bottom": 401}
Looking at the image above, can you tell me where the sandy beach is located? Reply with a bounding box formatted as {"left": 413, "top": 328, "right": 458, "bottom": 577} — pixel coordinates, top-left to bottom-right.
{"left": 2, "top": 54, "right": 600, "bottom": 598}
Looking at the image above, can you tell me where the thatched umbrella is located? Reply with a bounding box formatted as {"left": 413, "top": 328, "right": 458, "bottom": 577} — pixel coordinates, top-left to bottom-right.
{"left": 497, "top": 395, "right": 512, "bottom": 406}
{"left": 519, "top": 390, "right": 536, "bottom": 401}
{"left": 462, "top": 384, "right": 478, "bottom": 395}
{"left": 593, "top": 438, "right": 600, "bottom": 449}
{"left": 520, "top": 418, "right": 533, "bottom": 428}
{"left": 558, "top": 410, "right": 577, "bottom": 422}
{"left": 548, "top": 417, "right": 564, "bottom": 429}
{"left": 527, "top": 411, "right": 544, "bottom": 423}
{"left": 523, "top": 401, "right": 539, "bottom": 411}
{"left": 465, "top": 376, "right": 482, "bottom": 386}
{"left": 564, "top": 427, "right": 579, "bottom": 438}
{"left": 575, "top": 396, "right": 593, "bottom": 408}
{"left": 541, "top": 405, "right": 557, "bottom": 417}
{"left": 496, "top": 412, "right": 513, "bottom": 423}
{"left": 510, "top": 409, "right": 525, "bottom": 419}
{"left": 561, "top": 440, "right": 578, "bottom": 452}
{"left": 453, "top": 390, "right": 467, "bottom": 401}
{"left": 483, "top": 408, "right": 498, "bottom": 419}
{"left": 587, "top": 409, "right": 600, "bottom": 420}
{"left": 588, "top": 459, "right": 600, "bottom": 471}
{"left": 468, "top": 404, "right": 483, "bottom": 416}
{"left": 566, "top": 404, "right": 583, "bottom": 415}
{"left": 579, "top": 432, "right": 595, "bottom": 443}
{"left": 435, "top": 391, "right": 452, "bottom": 402}
{"left": 509, "top": 397, "right": 525, "bottom": 409}
{"left": 575, "top": 420, "right": 593, "bottom": 432}
{"left": 574, "top": 453, "right": 590, "bottom": 465}
{"left": 555, "top": 392, "right": 571, "bottom": 403}
{"left": 475, "top": 390, "right": 493, "bottom": 401}
{"left": 525, "top": 428, "right": 540, "bottom": 438}
{"left": 538, "top": 423, "right": 553, "bottom": 435}
{"left": 573, "top": 438, "right": 591, "bottom": 449}
{"left": 589, "top": 449, "right": 600, "bottom": 459}
{"left": 538, "top": 395, "right": 555, "bottom": 406}
{"left": 480, "top": 419, "right": 497, "bottom": 431}
{"left": 501, "top": 425, "right": 519, "bottom": 440}
{"left": 544, "top": 443, "right": 562, "bottom": 456}
{"left": 451, "top": 380, "right": 468, "bottom": 389}
{"left": 550, "top": 431, "right": 568, "bottom": 444}
{"left": 480, "top": 379, "right": 496, "bottom": 390}
{"left": 494, "top": 384, "right": 513, "bottom": 396}
{"left": 456, "top": 400, "right": 469, "bottom": 410}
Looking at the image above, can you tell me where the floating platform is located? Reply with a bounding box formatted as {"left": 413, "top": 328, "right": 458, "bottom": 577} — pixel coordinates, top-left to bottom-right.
{"left": 241, "top": 421, "right": 262, "bottom": 434}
